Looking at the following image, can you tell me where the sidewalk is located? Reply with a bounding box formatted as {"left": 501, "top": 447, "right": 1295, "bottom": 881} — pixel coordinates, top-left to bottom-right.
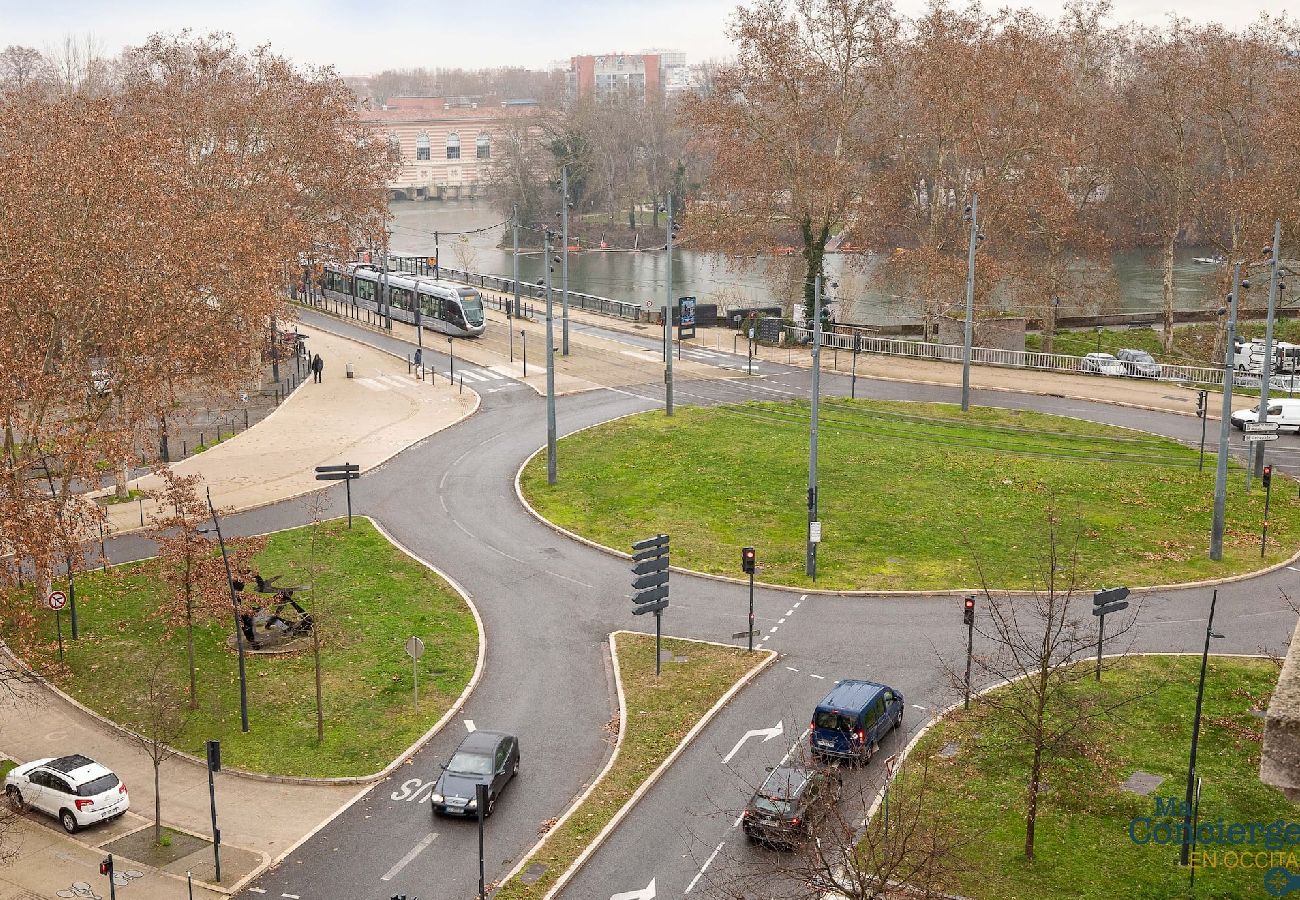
{"left": 0, "top": 679, "right": 359, "bottom": 899}
{"left": 101, "top": 322, "right": 477, "bottom": 536}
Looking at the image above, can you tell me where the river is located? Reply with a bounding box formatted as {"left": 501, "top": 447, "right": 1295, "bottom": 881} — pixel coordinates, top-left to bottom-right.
{"left": 388, "top": 199, "right": 1222, "bottom": 325}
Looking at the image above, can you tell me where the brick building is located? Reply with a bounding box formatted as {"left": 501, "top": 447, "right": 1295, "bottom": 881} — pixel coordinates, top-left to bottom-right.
{"left": 566, "top": 51, "right": 690, "bottom": 102}
{"left": 362, "top": 96, "right": 539, "bottom": 201}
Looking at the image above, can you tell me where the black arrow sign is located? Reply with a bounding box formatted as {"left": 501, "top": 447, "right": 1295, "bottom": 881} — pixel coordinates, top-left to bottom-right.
{"left": 315, "top": 463, "right": 359, "bottom": 473}
{"left": 632, "top": 597, "right": 669, "bottom": 616}
{"left": 632, "top": 556, "right": 670, "bottom": 577}
{"left": 631, "top": 534, "right": 669, "bottom": 553}
{"left": 633, "top": 571, "right": 670, "bottom": 591}
{"left": 1093, "top": 600, "right": 1130, "bottom": 617}
{"left": 1093, "top": 586, "right": 1130, "bottom": 606}
{"left": 315, "top": 472, "right": 359, "bottom": 481}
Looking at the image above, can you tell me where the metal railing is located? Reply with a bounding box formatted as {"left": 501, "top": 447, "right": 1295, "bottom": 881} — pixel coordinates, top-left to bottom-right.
{"left": 775, "top": 319, "right": 1248, "bottom": 387}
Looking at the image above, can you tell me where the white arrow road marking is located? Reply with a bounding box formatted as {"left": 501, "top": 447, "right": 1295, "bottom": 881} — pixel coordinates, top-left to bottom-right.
{"left": 381, "top": 832, "right": 438, "bottom": 881}
{"left": 464, "top": 719, "right": 476, "bottom": 732}
{"left": 610, "top": 877, "right": 656, "bottom": 900}
{"left": 723, "top": 720, "right": 784, "bottom": 764}
{"left": 685, "top": 842, "right": 725, "bottom": 894}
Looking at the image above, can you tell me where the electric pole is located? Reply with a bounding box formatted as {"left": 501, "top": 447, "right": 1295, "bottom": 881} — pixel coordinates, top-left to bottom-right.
{"left": 544, "top": 230, "right": 558, "bottom": 484}
{"left": 1210, "top": 265, "right": 1242, "bottom": 561}
{"left": 664, "top": 194, "right": 675, "bottom": 416}
{"left": 961, "top": 194, "right": 979, "bottom": 412}
{"left": 512, "top": 204, "right": 521, "bottom": 318}
{"left": 807, "top": 274, "right": 822, "bottom": 579}
{"left": 561, "top": 165, "right": 570, "bottom": 356}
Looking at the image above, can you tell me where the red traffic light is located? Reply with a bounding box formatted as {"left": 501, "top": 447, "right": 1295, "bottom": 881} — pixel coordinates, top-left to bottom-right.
{"left": 964, "top": 597, "right": 975, "bottom": 611}
{"left": 1264, "top": 465, "right": 1273, "bottom": 487}
{"left": 99, "top": 857, "right": 111, "bottom": 876}
{"left": 741, "top": 546, "right": 756, "bottom": 574}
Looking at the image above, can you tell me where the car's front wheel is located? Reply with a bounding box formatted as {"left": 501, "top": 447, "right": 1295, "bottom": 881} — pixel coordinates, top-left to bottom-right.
{"left": 5, "top": 786, "right": 24, "bottom": 811}
{"left": 59, "top": 809, "right": 78, "bottom": 833}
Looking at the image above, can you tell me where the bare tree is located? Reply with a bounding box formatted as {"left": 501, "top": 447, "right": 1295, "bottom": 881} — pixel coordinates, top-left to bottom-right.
{"left": 122, "top": 655, "right": 191, "bottom": 845}
{"left": 450, "top": 234, "right": 480, "bottom": 274}
{"left": 940, "top": 507, "right": 1144, "bottom": 861}
{"left": 0, "top": 46, "right": 53, "bottom": 92}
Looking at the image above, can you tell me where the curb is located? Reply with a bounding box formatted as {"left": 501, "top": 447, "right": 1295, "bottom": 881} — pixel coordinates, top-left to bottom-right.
{"left": 512, "top": 421, "right": 1300, "bottom": 599}
{"left": 95, "top": 816, "right": 270, "bottom": 897}
{"left": 0, "top": 514, "right": 486, "bottom": 787}
{"left": 496, "top": 632, "right": 776, "bottom": 898}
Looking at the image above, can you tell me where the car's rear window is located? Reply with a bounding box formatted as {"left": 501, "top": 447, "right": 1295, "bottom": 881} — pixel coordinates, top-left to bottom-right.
{"left": 753, "top": 795, "right": 793, "bottom": 815}
{"left": 78, "top": 773, "right": 119, "bottom": 797}
{"left": 814, "top": 711, "right": 853, "bottom": 731}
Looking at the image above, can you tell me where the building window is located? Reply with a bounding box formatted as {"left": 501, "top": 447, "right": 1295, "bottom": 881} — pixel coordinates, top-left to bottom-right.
{"left": 387, "top": 133, "right": 401, "bottom": 156}
{"left": 476, "top": 133, "right": 491, "bottom": 160}
{"left": 416, "top": 132, "right": 430, "bottom": 161}
{"left": 446, "top": 132, "right": 460, "bottom": 160}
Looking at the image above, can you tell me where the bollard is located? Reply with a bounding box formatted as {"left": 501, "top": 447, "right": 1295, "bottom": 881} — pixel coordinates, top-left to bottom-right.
{"left": 244, "top": 409, "right": 249, "bottom": 429}
{"left": 346, "top": 362, "right": 355, "bottom": 379}
{"left": 199, "top": 432, "right": 204, "bottom": 448}
{"left": 459, "top": 375, "right": 463, "bottom": 394}
{"left": 182, "top": 440, "right": 187, "bottom": 457}
{"left": 138, "top": 498, "right": 144, "bottom": 527}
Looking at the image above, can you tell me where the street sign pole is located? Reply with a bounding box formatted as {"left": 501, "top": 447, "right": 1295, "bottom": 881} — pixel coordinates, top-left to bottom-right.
{"left": 655, "top": 608, "right": 662, "bottom": 678}
{"left": 631, "top": 534, "right": 671, "bottom": 674}
{"left": 1092, "top": 587, "right": 1131, "bottom": 681}
{"left": 55, "top": 606, "right": 63, "bottom": 662}
{"left": 748, "top": 569, "right": 755, "bottom": 653}
{"left": 405, "top": 636, "right": 425, "bottom": 705}
{"left": 1197, "top": 390, "right": 1208, "bottom": 473}
{"left": 1262, "top": 472, "right": 1274, "bottom": 558}
{"left": 206, "top": 740, "right": 221, "bottom": 883}
{"left": 477, "top": 782, "right": 487, "bottom": 900}
{"left": 315, "top": 464, "right": 359, "bottom": 528}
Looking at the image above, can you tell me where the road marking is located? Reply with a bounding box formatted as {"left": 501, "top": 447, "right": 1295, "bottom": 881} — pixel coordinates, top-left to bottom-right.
{"left": 809, "top": 674, "right": 825, "bottom": 680}
{"left": 785, "top": 666, "right": 800, "bottom": 672}
{"left": 778, "top": 617, "right": 786, "bottom": 624}
{"left": 248, "top": 891, "right": 266, "bottom": 896}
{"left": 732, "top": 813, "right": 744, "bottom": 828}
{"left": 911, "top": 704, "right": 927, "bottom": 711}
{"left": 723, "top": 720, "right": 784, "bottom": 764}
{"left": 784, "top": 609, "right": 794, "bottom": 616}
{"left": 464, "top": 719, "right": 476, "bottom": 732}
{"left": 1289, "top": 566, "right": 1300, "bottom": 571}
{"left": 610, "top": 877, "right": 656, "bottom": 900}
{"left": 381, "top": 832, "right": 438, "bottom": 881}
{"left": 282, "top": 894, "right": 301, "bottom": 899}
{"left": 685, "top": 842, "right": 725, "bottom": 894}
{"left": 768, "top": 626, "right": 778, "bottom": 633}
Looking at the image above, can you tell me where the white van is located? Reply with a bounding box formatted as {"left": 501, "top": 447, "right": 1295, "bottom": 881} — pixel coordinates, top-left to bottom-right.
{"left": 1231, "top": 399, "right": 1300, "bottom": 431}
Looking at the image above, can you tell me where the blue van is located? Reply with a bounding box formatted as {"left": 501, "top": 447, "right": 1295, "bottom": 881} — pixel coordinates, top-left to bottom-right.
{"left": 809, "top": 679, "right": 904, "bottom": 763}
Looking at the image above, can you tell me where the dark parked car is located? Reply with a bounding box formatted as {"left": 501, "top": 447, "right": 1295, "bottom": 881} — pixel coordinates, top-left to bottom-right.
{"left": 1116, "top": 348, "right": 1160, "bottom": 378}
{"left": 429, "top": 731, "right": 519, "bottom": 817}
{"left": 742, "top": 765, "right": 841, "bottom": 848}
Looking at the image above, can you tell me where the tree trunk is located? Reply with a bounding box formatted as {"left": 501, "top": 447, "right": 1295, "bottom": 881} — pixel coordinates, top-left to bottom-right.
{"left": 800, "top": 218, "right": 831, "bottom": 324}
{"left": 115, "top": 464, "right": 129, "bottom": 500}
{"left": 313, "top": 632, "right": 324, "bottom": 745}
{"left": 1161, "top": 231, "right": 1177, "bottom": 353}
{"left": 1024, "top": 743, "right": 1043, "bottom": 860}
{"left": 153, "top": 759, "right": 162, "bottom": 844}
{"left": 185, "top": 607, "right": 197, "bottom": 709}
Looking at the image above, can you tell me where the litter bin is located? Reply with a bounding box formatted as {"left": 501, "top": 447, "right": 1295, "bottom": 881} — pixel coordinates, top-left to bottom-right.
{"left": 346, "top": 363, "right": 354, "bottom": 379}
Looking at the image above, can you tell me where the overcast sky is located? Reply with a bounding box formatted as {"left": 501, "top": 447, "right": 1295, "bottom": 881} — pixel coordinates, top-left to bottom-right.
{"left": 2, "top": 0, "right": 1293, "bottom": 77}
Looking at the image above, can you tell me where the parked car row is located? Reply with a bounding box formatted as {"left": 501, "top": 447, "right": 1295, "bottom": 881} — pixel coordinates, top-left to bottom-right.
{"left": 1079, "top": 348, "right": 1160, "bottom": 377}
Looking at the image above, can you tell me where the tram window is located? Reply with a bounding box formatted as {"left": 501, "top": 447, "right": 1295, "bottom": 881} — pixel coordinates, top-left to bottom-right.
{"left": 356, "top": 280, "right": 375, "bottom": 302}
{"left": 393, "top": 288, "right": 412, "bottom": 310}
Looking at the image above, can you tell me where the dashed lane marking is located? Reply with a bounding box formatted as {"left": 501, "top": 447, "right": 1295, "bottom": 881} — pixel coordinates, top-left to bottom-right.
{"left": 685, "top": 841, "right": 726, "bottom": 894}
{"left": 282, "top": 894, "right": 301, "bottom": 899}
{"left": 464, "top": 719, "right": 476, "bottom": 732}
{"left": 381, "top": 832, "right": 438, "bottom": 881}
{"left": 785, "top": 666, "right": 800, "bottom": 672}
{"left": 778, "top": 617, "right": 786, "bottom": 624}
{"left": 809, "top": 674, "right": 825, "bottom": 680}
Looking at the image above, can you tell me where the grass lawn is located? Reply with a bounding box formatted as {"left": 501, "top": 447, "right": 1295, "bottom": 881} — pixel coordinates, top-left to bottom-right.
{"left": 889, "top": 656, "right": 1288, "bottom": 900}
{"left": 521, "top": 401, "right": 1300, "bottom": 590}
{"left": 494, "top": 633, "right": 767, "bottom": 900}
{"left": 2, "top": 519, "right": 477, "bottom": 778}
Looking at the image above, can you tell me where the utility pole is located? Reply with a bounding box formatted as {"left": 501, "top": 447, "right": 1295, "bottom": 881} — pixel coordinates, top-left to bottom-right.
{"left": 1181, "top": 589, "right": 1222, "bottom": 868}
{"left": 961, "top": 194, "right": 979, "bottom": 412}
{"left": 561, "top": 165, "right": 570, "bottom": 356}
{"left": 1255, "top": 220, "right": 1282, "bottom": 477}
{"left": 381, "top": 234, "right": 391, "bottom": 330}
{"left": 206, "top": 488, "right": 249, "bottom": 732}
{"left": 544, "top": 230, "right": 558, "bottom": 484}
{"left": 1211, "top": 265, "right": 1243, "bottom": 561}
{"left": 512, "top": 204, "right": 521, "bottom": 318}
{"left": 664, "top": 194, "right": 675, "bottom": 416}
{"left": 806, "top": 275, "right": 822, "bottom": 579}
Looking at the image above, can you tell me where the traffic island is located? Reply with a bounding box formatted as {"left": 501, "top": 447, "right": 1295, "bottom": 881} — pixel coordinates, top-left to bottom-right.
{"left": 0, "top": 518, "right": 478, "bottom": 778}
{"left": 520, "top": 400, "right": 1300, "bottom": 591}
{"left": 494, "top": 632, "right": 774, "bottom": 900}
{"left": 884, "top": 655, "right": 1289, "bottom": 899}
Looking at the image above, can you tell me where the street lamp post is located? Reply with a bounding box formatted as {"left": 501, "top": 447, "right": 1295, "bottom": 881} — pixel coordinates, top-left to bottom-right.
{"left": 1254, "top": 220, "right": 1283, "bottom": 478}
{"left": 1181, "top": 589, "right": 1224, "bottom": 868}
{"left": 807, "top": 275, "right": 823, "bottom": 580}
{"left": 961, "top": 194, "right": 979, "bottom": 412}
{"left": 205, "top": 488, "right": 249, "bottom": 733}
{"left": 543, "top": 231, "right": 558, "bottom": 484}
{"left": 1210, "top": 266, "right": 1244, "bottom": 561}
{"left": 561, "top": 165, "right": 570, "bottom": 356}
{"left": 664, "top": 194, "right": 675, "bottom": 416}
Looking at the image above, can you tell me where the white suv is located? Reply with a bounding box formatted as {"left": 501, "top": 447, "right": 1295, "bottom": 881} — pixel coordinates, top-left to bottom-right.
{"left": 4, "top": 754, "right": 129, "bottom": 833}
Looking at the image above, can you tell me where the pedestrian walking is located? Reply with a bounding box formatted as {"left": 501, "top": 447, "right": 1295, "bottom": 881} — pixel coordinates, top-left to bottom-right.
{"left": 414, "top": 347, "right": 423, "bottom": 369}
{"left": 311, "top": 353, "right": 324, "bottom": 383}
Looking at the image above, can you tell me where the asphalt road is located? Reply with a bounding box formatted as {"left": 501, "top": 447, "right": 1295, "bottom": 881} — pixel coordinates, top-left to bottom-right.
{"left": 197, "top": 311, "right": 1300, "bottom": 900}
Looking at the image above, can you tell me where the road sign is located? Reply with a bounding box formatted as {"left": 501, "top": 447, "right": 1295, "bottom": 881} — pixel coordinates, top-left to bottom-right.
{"left": 314, "top": 462, "right": 359, "bottom": 528}
{"left": 732, "top": 629, "right": 760, "bottom": 639}
{"left": 631, "top": 534, "right": 669, "bottom": 552}
{"left": 809, "top": 521, "right": 822, "bottom": 543}
{"left": 1245, "top": 433, "right": 1280, "bottom": 442}
{"left": 1093, "top": 586, "right": 1130, "bottom": 606}
{"left": 314, "top": 463, "right": 360, "bottom": 473}
{"left": 632, "top": 598, "right": 669, "bottom": 616}
{"left": 405, "top": 636, "right": 425, "bottom": 660}
{"left": 1094, "top": 600, "right": 1130, "bottom": 616}
{"left": 1244, "top": 422, "right": 1281, "bottom": 432}
{"left": 46, "top": 590, "right": 66, "bottom": 611}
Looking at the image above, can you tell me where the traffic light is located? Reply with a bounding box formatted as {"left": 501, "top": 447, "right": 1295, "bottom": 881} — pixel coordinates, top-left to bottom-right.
{"left": 741, "top": 547, "right": 756, "bottom": 575}
{"left": 631, "top": 534, "right": 670, "bottom": 616}
{"left": 99, "top": 855, "right": 113, "bottom": 876}
{"left": 963, "top": 596, "right": 975, "bottom": 626}
{"left": 1264, "top": 465, "right": 1273, "bottom": 488}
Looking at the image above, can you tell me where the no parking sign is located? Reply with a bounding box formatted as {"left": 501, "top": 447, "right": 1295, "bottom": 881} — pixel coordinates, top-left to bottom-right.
{"left": 46, "top": 590, "right": 67, "bottom": 611}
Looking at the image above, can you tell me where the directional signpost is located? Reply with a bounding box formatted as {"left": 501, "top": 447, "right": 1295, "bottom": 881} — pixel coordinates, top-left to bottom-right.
{"left": 631, "top": 534, "right": 670, "bottom": 676}
{"left": 1092, "top": 586, "right": 1130, "bottom": 681}
{"left": 47, "top": 590, "right": 66, "bottom": 661}
{"left": 314, "top": 463, "right": 359, "bottom": 527}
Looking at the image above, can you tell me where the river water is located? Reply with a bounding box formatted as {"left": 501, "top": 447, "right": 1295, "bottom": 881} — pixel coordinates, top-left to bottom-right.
{"left": 389, "top": 199, "right": 1222, "bottom": 325}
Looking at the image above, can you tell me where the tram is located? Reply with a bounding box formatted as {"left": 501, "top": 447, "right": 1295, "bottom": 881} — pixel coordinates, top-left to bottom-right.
{"left": 317, "top": 263, "right": 486, "bottom": 337}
